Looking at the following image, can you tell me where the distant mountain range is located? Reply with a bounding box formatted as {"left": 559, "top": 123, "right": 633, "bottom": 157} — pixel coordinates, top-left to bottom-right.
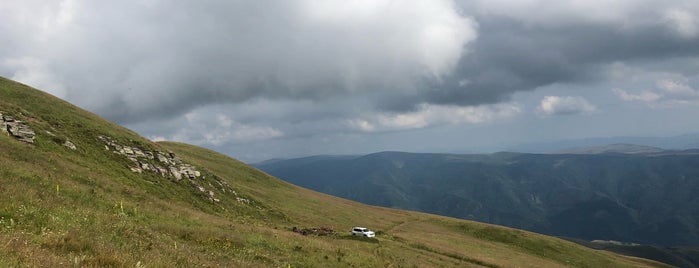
{"left": 551, "top": 143, "right": 667, "bottom": 154}
{"left": 256, "top": 148, "right": 699, "bottom": 247}
{"left": 507, "top": 134, "right": 699, "bottom": 153}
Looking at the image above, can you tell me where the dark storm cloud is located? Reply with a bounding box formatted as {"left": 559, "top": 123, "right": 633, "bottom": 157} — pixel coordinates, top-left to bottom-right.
{"left": 379, "top": 15, "right": 699, "bottom": 111}
{"left": 4, "top": 1, "right": 699, "bottom": 120}
{"left": 1, "top": 1, "right": 476, "bottom": 124}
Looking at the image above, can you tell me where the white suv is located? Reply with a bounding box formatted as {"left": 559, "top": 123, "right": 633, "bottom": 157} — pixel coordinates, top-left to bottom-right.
{"left": 351, "top": 227, "right": 375, "bottom": 238}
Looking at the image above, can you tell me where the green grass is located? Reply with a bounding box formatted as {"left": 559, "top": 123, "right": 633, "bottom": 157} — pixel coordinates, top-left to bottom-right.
{"left": 0, "top": 76, "right": 673, "bottom": 267}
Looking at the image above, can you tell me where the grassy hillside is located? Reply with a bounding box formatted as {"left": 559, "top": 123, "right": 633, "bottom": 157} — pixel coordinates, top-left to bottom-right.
{"left": 0, "top": 76, "right": 669, "bottom": 267}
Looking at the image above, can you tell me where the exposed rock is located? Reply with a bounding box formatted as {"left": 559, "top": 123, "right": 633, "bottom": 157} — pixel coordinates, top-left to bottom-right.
{"left": 156, "top": 153, "right": 170, "bottom": 164}
{"left": 154, "top": 165, "right": 168, "bottom": 176}
{"left": 1, "top": 114, "right": 35, "bottom": 143}
{"left": 179, "top": 165, "right": 198, "bottom": 179}
{"left": 169, "top": 166, "right": 182, "bottom": 180}
{"left": 139, "top": 162, "right": 151, "bottom": 171}
{"left": 98, "top": 135, "right": 232, "bottom": 204}
{"left": 63, "top": 140, "right": 77, "bottom": 150}
{"left": 133, "top": 148, "right": 146, "bottom": 158}
{"left": 236, "top": 197, "right": 251, "bottom": 204}
{"left": 121, "top": 146, "right": 134, "bottom": 155}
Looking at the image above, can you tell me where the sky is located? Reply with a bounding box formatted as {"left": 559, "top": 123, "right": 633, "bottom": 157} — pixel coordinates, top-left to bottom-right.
{"left": 2, "top": 0, "right": 699, "bottom": 162}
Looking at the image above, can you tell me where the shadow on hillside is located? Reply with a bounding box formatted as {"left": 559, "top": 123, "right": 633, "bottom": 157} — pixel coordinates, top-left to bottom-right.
{"left": 335, "top": 234, "right": 379, "bottom": 243}
{"left": 562, "top": 237, "right": 699, "bottom": 268}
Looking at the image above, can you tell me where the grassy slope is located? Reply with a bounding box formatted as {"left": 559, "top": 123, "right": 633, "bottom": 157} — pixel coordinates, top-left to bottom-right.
{"left": 0, "top": 76, "right": 668, "bottom": 267}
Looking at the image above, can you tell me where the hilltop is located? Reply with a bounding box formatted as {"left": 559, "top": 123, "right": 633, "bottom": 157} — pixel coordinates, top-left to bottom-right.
{"left": 0, "top": 76, "right": 668, "bottom": 267}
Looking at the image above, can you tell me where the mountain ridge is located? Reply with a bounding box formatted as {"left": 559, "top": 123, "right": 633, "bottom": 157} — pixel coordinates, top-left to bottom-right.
{"left": 256, "top": 150, "right": 699, "bottom": 247}
{"left": 506, "top": 134, "right": 699, "bottom": 154}
{"left": 256, "top": 150, "right": 699, "bottom": 266}
{"left": 551, "top": 143, "right": 667, "bottom": 154}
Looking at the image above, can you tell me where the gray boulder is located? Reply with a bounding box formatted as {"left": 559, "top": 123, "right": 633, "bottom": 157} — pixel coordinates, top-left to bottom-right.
{"left": 2, "top": 114, "right": 35, "bottom": 143}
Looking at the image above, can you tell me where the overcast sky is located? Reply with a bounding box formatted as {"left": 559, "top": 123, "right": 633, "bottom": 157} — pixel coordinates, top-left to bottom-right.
{"left": 2, "top": 0, "right": 699, "bottom": 162}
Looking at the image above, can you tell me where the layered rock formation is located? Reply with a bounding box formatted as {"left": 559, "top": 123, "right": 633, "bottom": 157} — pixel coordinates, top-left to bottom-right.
{"left": 1, "top": 112, "right": 35, "bottom": 143}
{"left": 98, "top": 135, "right": 251, "bottom": 205}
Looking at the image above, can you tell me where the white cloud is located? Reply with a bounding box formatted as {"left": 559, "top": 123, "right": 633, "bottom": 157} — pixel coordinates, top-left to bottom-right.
{"left": 664, "top": 8, "right": 698, "bottom": 38}
{"left": 164, "top": 110, "right": 284, "bottom": 145}
{"left": 149, "top": 136, "right": 167, "bottom": 142}
{"left": 613, "top": 88, "right": 661, "bottom": 102}
{"left": 537, "top": 96, "right": 597, "bottom": 116}
{"left": 348, "top": 102, "right": 522, "bottom": 132}
{"left": 613, "top": 78, "right": 699, "bottom": 106}
{"left": 345, "top": 119, "right": 376, "bottom": 132}
{"left": 657, "top": 79, "right": 699, "bottom": 99}
{"left": 299, "top": 0, "right": 476, "bottom": 79}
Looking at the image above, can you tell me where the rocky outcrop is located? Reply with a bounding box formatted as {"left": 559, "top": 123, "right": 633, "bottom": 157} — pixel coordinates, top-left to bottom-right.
{"left": 99, "top": 135, "right": 197, "bottom": 178}
{"left": 97, "top": 135, "right": 242, "bottom": 204}
{"left": 1, "top": 112, "right": 35, "bottom": 143}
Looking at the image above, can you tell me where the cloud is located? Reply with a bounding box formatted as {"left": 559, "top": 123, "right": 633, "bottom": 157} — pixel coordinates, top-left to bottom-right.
{"left": 387, "top": 0, "right": 699, "bottom": 112}
{"left": 203, "top": 125, "right": 284, "bottom": 145}
{"left": 347, "top": 102, "right": 521, "bottom": 132}
{"left": 149, "top": 136, "right": 167, "bottom": 142}
{"left": 537, "top": 96, "right": 597, "bottom": 116}
{"left": 161, "top": 111, "right": 283, "bottom": 145}
{"left": 664, "top": 8, "right": 699, "bottom": 38}
{"left": 614, "top": 78, "right": 699, "bottom": 106}
{"left": 4, "top": 0, "right": 697, "bottom": 121}
{"left": 613, "top": 88, "right": 661, "bottom": 103}
{"left": 657, "top": 79, "right": 699, "bottom": 99}
{"left": 0, "top": 0, "right": 477, "bottom": 124}
{"left": 2, "top": 0, "right": 699, "bottom": 159}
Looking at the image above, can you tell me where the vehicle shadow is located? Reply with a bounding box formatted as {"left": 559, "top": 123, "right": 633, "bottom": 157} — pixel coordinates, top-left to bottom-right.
{"left": 335, "top": 234, "right": 380, "bottom": 243}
